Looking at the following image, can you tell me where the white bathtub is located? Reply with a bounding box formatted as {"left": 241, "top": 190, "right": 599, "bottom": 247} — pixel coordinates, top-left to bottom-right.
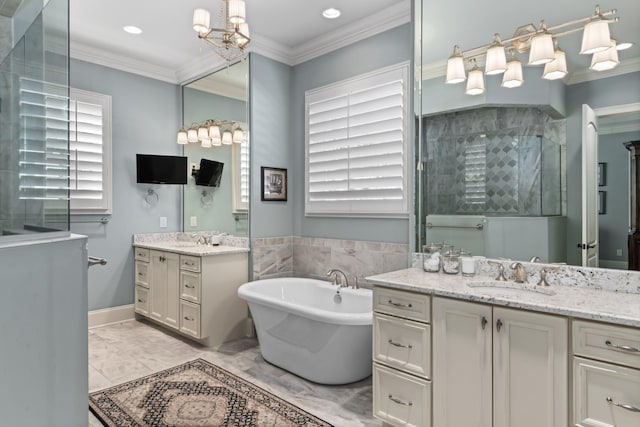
{"left": 237, "top": 277, "right": 372, "bottom": 385}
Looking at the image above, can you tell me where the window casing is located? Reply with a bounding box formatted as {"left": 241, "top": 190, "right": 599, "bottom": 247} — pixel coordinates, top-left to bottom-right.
{"left": 304, "top": 62, "right": 410, "bottom": 217}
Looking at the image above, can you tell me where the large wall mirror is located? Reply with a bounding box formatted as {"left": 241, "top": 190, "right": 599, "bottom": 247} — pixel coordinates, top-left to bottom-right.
{"left": 182, "top": 59, "right": 249, "bottom": 237}
{"left": 415, "top": 0, "right": 640, "bottom": 269}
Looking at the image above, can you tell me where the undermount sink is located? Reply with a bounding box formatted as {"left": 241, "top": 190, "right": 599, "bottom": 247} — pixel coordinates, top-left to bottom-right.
{"left": 466, "top": 281, "right": 556, "bottom": 296}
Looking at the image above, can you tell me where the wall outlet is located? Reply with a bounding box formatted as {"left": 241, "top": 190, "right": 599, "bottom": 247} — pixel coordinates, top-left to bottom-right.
{"left": 159, "top": 217, "right": 168, "bottom": 228}
{"left": 616, "top": 249, "right": 623, "bottom": 256}
{"left": 190, "top": 216, "right": 198, "bottom": 227}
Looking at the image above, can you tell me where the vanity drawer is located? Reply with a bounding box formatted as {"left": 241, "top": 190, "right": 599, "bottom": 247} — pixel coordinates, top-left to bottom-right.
{"left": 134, "top": 247, "right": 150, "bottom": 262}
{"left": 373, "top": 362, "right": 431, "bottom": 427}
{"left": 374, "top": 312, "right": 431, "bottom": 379}
{"left": 180, "top": 255, "right": 201, "bottom": 273}
{"left": 373, "top": 287, "right": 430, "bottom": 323}
{"left": 134, "top": 286, "right": 149, "bottom": 317}
{"left": 180, "top": 271, "right": 201, "bottom": 303}
{"left": 135, "top": 261, "right": 150, "bottom": 288}
{"left": 573, "top": 357, "right": 640, "bottom": 427}
{"left": 573, "top": 320, "right": 640, "bottom": 369}
{"left": 180, "top": 300, "right": 201, "bottom": 338}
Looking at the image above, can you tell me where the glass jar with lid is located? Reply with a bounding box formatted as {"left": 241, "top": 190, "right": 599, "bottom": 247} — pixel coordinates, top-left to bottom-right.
{"left": 422, "top": 243, "right": 442, "bottom": 272}
{"left": 442, "top": 250, "right": 462, "bottom": 274}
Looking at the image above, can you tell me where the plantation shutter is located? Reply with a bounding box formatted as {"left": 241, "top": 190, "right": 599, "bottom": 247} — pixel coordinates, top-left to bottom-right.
{"left": 69, "top": 89, "right": 112, "bottom": 213}
{"left": 305, "top": 62, "right": 409, "bottom": 217}
{"left": 233, "top": 130, "right": 250, "bottom": 211}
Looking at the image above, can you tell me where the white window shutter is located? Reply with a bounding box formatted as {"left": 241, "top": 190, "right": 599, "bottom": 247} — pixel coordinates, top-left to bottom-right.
{"left": 305, "top": 62, "right": 410, "bottom": 217}
{"left": 232, "top": 129, "right": 250, "bottom": 212}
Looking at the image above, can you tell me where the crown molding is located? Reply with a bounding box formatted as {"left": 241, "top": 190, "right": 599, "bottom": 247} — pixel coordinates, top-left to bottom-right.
{"left": 175, "top": 51, "right": 228, "bottom": 85}
{"left": 70, "top": 39, "right": 179, "bottom": 84}
{"left": 566, "top": 57, "right": 640, "bottom": 85}
{"left": 187, "top": 77, "right": 247, "bottom": 101}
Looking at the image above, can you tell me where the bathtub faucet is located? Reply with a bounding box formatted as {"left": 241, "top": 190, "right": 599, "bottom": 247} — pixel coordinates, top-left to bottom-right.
{"left": 327, "top": 269, "right": 349, "bottom": 289}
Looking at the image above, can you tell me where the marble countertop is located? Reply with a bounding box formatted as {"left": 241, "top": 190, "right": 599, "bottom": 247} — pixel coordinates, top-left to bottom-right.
{"left": 134, "top": 241, "right": 249, "bottom": 257}
{"left": 366, "top": 268, "right": 640, "bottom": 328}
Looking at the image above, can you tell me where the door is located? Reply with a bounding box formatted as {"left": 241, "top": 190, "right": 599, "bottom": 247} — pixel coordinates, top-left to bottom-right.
{"left": 493, "top": 307, "right": 568, "bottom": 427}
{"left": 433, "top": 298, "right": 492, "bottom": 427}
{"left": 582, "top": 104, "right": 599, "bottom": 267}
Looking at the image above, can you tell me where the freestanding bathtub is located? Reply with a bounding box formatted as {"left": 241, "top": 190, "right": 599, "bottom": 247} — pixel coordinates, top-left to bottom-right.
{"left": 237, "top": 277, "right": 372, "bottom": 385}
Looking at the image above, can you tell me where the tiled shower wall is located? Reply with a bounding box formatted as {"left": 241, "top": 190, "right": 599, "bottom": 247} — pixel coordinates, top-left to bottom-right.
{"left": 425, "top": 107, "right": 565, "bottom": 216}
{"left": 252, "top": 236, "right": 409, "bottom": 288}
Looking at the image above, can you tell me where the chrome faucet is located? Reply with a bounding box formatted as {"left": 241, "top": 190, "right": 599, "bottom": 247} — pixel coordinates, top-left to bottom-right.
{"left": 536, "top": 266, "right": 559, "bottom": 286}
{"left": 327, "top": 269, "right": 350, "bottom": 288}
{"left": 529, "top": 256, "right": 541, "bottom": 263}
{"left": 190, "top": 233, "right": 208, "bottom": 245}
{"left": 510, "top": 262, "right": 528, "bottom": 283}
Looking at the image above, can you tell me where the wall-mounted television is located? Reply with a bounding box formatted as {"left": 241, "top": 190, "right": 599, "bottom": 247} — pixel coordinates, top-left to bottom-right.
{"left": 136, "top": 154, "right": 187, "bottom": 185}
{"left": 195, "top": 159, "right": 224, "bottom": 187}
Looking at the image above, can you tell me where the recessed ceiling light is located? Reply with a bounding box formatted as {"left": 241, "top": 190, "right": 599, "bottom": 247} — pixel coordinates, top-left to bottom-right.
{"left": 616, "top": 41, "right": 634, "bottom": 51}
{"left": 322, "top": 8, "right": 341, "bottom": 19}
{"left": 123, "top": 26, "right": 142, "bottom": 35}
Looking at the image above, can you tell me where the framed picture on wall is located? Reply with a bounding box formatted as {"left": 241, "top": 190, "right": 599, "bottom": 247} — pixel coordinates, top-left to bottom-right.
{"left": 261, "top": 167, "right": 287, "bottom": 201}
{"left": 598, "top": 191, "right": 606, "bottom": 214}
{"left": 598, "top": 162, "right": 606, "bottom": 186}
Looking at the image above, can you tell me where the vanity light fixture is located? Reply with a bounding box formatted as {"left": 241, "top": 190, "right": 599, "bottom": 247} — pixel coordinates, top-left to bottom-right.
{"left": 178, "top": 120, "right": 244, "bottom": 148}
{"left": 192, "top": 0, "right": 251, "bottom": 62}
{"left": 445, "top": 5, "right": 622, "bottom": 95}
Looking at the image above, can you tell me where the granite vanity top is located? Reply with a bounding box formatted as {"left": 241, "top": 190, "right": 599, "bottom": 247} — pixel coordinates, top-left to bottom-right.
{"left": 367, "top": 268, "right": 640, "bottom": 328}
{"left": 134, "top": 241, "right": 249, "bottom": 257}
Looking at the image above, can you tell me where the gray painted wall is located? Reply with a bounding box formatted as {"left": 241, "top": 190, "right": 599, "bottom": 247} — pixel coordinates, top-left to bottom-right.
{"left": 249, "top": 53, "right": 294, "bottom": 238}
{"left": 290, "top": 24, "right": 412, "bottom": 244}
{"left": 565, "top": 71, "right": 640, "bottom": 265}
{"left": 598, "top": 130, "right": 639, "bottom": 262}
{"left": 70, "top": 59, "right": 182, "bottom": 311}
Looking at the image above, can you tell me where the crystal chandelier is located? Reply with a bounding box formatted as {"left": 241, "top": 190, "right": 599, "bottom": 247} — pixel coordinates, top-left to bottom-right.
{"left": 192, "top": 0, "right": 251, "bottom": 62}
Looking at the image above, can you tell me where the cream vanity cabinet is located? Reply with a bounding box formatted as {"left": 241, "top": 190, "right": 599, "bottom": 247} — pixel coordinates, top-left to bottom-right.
{"left": 372, "top": 286, "right": 432, "bottom": 427}
{"left": 573, "top": 320, "right": 640, "bottom": 427}
{"left": 432, "top": 297, "right": 568, "bottom": 427}
{"left": 134, "top": 246, "right": 248, "bottom": 346}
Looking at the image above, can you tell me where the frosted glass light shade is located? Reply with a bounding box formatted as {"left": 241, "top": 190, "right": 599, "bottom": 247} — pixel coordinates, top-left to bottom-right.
{"left": 212, "top": 137, "right": 222, "bottom": 147}
{"left": 501, "top": 58, "right": 523, "bottom": 88}
{"left": 187, "top": 129, "right": 199, "bottom": 143}
{"left": 197, "top": 126, "right": 209, "bottom": 141}
{"left": 236, "top": 23, "right": 250, "bottom": 47}
{"left": 228, "top": 0, "right": 246, "bottom": 24}
{"left": 581, "top": 19, "right": 611, "bottom": 54}
{"left": 233, "top": 129, "right": 244, "bottom": 143}
{"left": 543, "top": 47, "right": 568, "bottom": 80}
{"left": 446, "top": 45, "right": 466, "bottom": 84}
{"left": 209, "top": 125, "right": 221, "bottom": 140}
{"left": 201, "top": 138, "right": 212, "bottom": 148}
{"left": 485, "top": 44, "right": 507, "bottom": 75}
{"left": 528, "top": 32, "right": 555, "bottom": 65}
{"left": 590, "top": 41, "right": 619, "bottom": 71}
{"left": 465, "top": 67, "right": 485, "bottom": 95}
{"left": 222, "top": 130, "right": 233, "bottom": 145}
{"left": 177, "top": 130, "right": 188, "bottom": 145}
{"left": 193, "top": 9, "right": 210, "bottom": 33}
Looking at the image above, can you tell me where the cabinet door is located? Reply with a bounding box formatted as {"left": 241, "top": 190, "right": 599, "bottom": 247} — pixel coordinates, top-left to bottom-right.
{"left": 164, "top": 252, "right": 180, "bottom": 330}
{"left": 432, "top": 297, "right": 492, "bottom": 427}
{"left": 149, "top": 250, "right": 166, "bottom": 322}
{"left": 493, "top": 307, "right": 568, "bottom": 427}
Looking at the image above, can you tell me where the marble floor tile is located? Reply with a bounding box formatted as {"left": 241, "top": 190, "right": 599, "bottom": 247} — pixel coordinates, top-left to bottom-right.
{"left": 89, "top": 319, "right": 382, "bottom": 426}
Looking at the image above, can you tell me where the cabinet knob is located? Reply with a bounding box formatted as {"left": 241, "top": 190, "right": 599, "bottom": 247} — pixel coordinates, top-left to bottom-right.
{"left": 137, "top": 299, "right": 144, "bottom": 303}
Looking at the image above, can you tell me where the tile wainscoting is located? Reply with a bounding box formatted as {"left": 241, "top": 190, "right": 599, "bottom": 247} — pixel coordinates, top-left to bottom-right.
{"left": 253, "top": 236, "right": 409, "bottom": 288}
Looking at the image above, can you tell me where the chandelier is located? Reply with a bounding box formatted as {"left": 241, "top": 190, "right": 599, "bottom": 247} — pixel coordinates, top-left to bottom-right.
{"left": 177, "top": 120, "right": 244, "bottom": 148}
{"left": 445, "top": 5, "right": 632, "bottom": 96}
{"left": 192, "top": 0, "right": 251, "bottom": 62}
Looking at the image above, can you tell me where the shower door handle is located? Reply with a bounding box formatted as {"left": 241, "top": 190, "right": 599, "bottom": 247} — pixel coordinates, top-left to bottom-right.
{"left": 88, "top": 256, "right": 107, "bottom": 267}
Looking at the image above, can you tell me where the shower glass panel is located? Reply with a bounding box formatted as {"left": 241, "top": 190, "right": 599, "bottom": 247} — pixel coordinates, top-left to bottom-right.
{"left": 0, "top": 0, "right": 70, "bottom": 240}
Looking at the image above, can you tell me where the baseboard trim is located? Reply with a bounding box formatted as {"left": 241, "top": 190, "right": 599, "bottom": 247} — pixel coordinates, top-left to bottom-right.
{"left": 88, "top": 304, "right": 135, "bottom": 329}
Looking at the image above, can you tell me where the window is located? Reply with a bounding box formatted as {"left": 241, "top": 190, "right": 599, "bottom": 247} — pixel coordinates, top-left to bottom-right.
{"left": 232, "top": 130, "right": 249, "bottom": 212}
{"left": 69, "top": 88, "right": 112, "bottom": 213}
{"left": 304, "top": 62, "right": 410, "bottom": 217}
{"left": 464, "top": 140, "right": 486, "bottom": 205}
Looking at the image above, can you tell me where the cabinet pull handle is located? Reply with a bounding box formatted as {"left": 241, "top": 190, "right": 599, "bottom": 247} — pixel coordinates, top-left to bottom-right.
{"left": 605, "top": 340, "right": 640, "bottom": 354}
{"left": 496, "top": 319, "right": 503, "bottom": 332}
{"left": 388, "top": 339, "right": 412, "bottom": 349}
{"left": 388, "top": 394, "right": 413, "bottom": 406}
{"left": 481, "top": 316, "right": 488, "bottom": 330}
{"left": 137, "top": 299, "right": 144, "bottom": 303}
{"left": 185, "top": 261, "right": 195, "bottom": 266}
{"left": 184, "top": 316, "right": 195, "bottom": 321}
{"left": 606, "top": 397, "right": 640, "bottom": 413}
{"left": 185, "top": 284, "right": 195, "bottom": 289}
{"left": 388, "top": 299, "right": 412, "bottom": 308}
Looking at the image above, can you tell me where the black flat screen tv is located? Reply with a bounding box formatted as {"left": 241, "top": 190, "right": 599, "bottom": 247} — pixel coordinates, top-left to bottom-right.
{"left": 195, "top": 159, "right": 224, "bottom": 187}
{"left": 136, "top": 154, "right": 187, "bottom": 184}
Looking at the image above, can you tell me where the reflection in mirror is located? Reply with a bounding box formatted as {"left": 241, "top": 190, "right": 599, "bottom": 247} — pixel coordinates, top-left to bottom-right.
{"left": 182, "top": 60, "right": 249, "bottom": 236}
{"left": 416, "top": 0, "right": 640, "bottom": 269}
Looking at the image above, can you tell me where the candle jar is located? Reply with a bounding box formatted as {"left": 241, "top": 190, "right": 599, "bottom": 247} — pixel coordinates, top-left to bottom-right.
{"left": 442, "top": 250, "right": 461, "bottom": 274}
{"left": 460, "top": 251, "right": 475, "bottom": 276}
{"left": 422, "top": 243, "right": 442, "bottom": 272}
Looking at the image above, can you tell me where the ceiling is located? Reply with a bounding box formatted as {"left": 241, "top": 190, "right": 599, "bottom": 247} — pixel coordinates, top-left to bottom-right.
{"left": 69, "top": 0, "right": 410, "bottom": 84}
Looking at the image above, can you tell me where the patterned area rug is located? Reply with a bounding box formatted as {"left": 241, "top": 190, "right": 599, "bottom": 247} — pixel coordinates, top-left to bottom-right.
{"left": 89, "top": 358, "right": 333, "bottom": 427}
